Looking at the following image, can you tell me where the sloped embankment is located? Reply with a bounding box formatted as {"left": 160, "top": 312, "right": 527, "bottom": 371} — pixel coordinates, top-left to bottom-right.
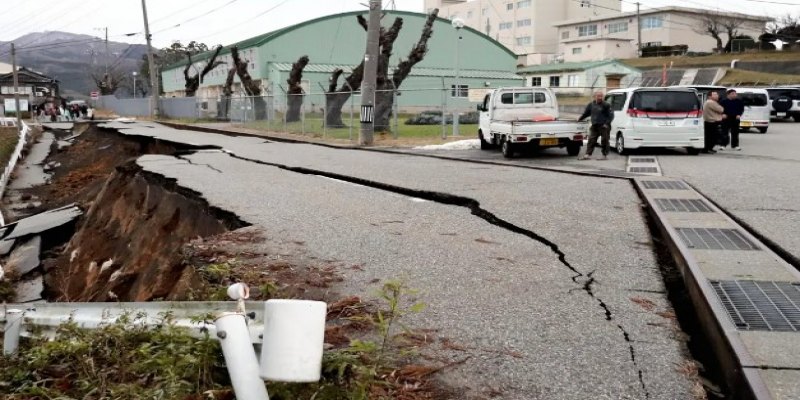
{"left": 46, "top": 161, "right": 247, "bottom": 301}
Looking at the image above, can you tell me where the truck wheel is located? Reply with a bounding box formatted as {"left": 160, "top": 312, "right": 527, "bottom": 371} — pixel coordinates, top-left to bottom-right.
{"left": 615, "top": 134, "right": 627, "bottom": 155}
{"left": 758, "top": 127, "right": 768, "bottom": 134}
{"left": 479, "top": 130, "right": 493, "bottom": 150}
{"left": 794, "top": 115, "right": 800, "bottom": 122}
{"left": 687, "top": 148, "right": 701, "bottom": 155}
{"left": 501, "top": 138, "right": 514, "bottom": 158}
{"left": 566, "top": 142, "right": 581, "bottom": 156}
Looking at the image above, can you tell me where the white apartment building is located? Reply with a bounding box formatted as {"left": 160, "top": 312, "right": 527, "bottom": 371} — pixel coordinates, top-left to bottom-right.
{"left": 424, "top": 0, "right": 621, "bottom": 58}
{"left": 554, "top": 7, "right": 771, "bottom": 62}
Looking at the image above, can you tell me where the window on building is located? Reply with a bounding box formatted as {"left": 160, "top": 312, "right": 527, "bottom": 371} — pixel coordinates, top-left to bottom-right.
{"left": 567, "top": 75, "right": 580, "bottom": 87}
{"left": 517, "top": 19, "right": 531, "bottom": 27}
{"left": 572, "top": 47, "right": 582, "bottom": 54}
{"left": 517, "top": 0, "right": 531, "bottom": 8}
{"left": 467, "top": 10, "right": 473, "bottom": 18}
{"left": 451, "top": 84, "right": 469, "bottom": 97}
{"left": 482, "top": 7, "right": 487, "bottom": 15}
{"left": 516, "top": 36, "right": 531, "bottom": 45}
{"left": 608, "top": 21, "right": 628, "bottom": 33}
{"left": 499, "top": 22, "right": 513, "bottom": 30}
{"left": 643, "top": 41, "right": 662, "bottom": 47}
{"left": 578, "top": 24, "right": 598, "bottom": 37}
{"left": 1, "top": 86, "right": 33, "bottom": 95}
{"left": 642, "top": 16, "right": 664, "bottom": 30}
{"left": 580, "top": 0, "right": 591, "bottom": 7}
{"left": 549, "top": 76, "right": 561, "bottom": 87}
{"left": 506, "top": 3, "right": 513, "bottom": 10}
{"left": 530, "top": 77, "right": 542, "bottom": 86}
{"left": 561, "top": 31, "right": 570, "bottom": 39}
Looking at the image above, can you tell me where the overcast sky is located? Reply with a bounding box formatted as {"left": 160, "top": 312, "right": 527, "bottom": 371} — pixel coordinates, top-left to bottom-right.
{"left": 0, "top": 0, "right": 798, "bottom": 49}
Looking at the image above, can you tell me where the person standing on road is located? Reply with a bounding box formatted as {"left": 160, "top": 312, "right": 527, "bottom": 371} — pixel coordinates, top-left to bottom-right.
{"left": 577, "top": 91, "right": 614, "bottom": 160}
{"left": 720, "top": 89, "right": 744, "bottom": 151}
{"left": 703, "top": 91, "right": 724, "bottom": 154}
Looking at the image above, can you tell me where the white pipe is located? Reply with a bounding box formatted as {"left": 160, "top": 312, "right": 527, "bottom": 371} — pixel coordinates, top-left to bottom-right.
{"left": 215, "top": 312, "right": 269, "bottom": 400}
{"left": 260, "top": 299, "right": 326, "bottom": 382}
{"left": 3, "top": 309, "right": 24, "bottom": 355}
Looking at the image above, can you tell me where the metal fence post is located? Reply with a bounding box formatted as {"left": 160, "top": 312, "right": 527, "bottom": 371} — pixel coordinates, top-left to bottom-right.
{"left": 441, "top": 79, "right": 447, "bottom": 140}
{"left": 349, "top": 90, "right": 354, "bottom": 141}
{"left": 301, "top": 93, "right": 306, "bottom": 135}
{"left": 393, "top": 89, "right": 399, "bottom": 140}
{"left": 3, "top": 309, "right": 23, "bottom": 355}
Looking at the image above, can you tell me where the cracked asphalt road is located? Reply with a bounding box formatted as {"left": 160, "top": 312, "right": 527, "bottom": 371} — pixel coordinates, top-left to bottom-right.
{"left": 105, "top": 122, "right": 695, "bottom": 399}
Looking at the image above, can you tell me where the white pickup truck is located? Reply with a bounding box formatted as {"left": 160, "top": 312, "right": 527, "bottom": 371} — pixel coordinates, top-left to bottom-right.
{"left": 477, "top": 87, "right": 589, "bottom": 158}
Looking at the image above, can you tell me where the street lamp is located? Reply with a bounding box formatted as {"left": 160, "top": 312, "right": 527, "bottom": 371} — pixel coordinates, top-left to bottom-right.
{"left": 451, "top": 17, "right": 464, "bottom": 136}
{"left": 132, "top": 71, "right": 138, "bottom": 98}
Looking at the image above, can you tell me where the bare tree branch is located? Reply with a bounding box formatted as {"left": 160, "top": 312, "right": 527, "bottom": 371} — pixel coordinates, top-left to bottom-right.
{"left": 328, "top": 68, "right": 344, "bottom": 93}
{"left": 392, "top": 9, "right": 438, "bottom": 88}
{"left": 231, "top": 45, "right": 261, "bottom": 96}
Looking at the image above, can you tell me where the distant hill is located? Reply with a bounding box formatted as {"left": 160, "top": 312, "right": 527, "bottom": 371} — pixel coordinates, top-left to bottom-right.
{"left": 0, "top": 31, "right": 148, "bottom": 99}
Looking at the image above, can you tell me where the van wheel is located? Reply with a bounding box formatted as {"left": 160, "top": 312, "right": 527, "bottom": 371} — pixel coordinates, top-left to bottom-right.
{"left": 566, "top": 142, "right": 581, "bottom": 156}
{"left": 501, "top": 138, "right": 514, "bottom": 158}
{"left": 793, "top": 115, "right": 800, "bottom": 122}
{"left": 479, "top": 130, "right": 493, "bottom": 150}
{"left": 758, "top": 127, "right": 768, "bottom": 134}
{"left": 615, "top": 134, "right": 627, "bottom": 155}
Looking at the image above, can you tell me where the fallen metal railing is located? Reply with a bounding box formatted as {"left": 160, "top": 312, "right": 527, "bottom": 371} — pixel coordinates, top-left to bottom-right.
{"left": 0, "top": 284, "right": 326, "bottom": 400}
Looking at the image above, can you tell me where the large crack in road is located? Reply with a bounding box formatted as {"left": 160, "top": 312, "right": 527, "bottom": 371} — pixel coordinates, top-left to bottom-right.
{"left": 205, "top": 149, "right": 652, "bottom": 398}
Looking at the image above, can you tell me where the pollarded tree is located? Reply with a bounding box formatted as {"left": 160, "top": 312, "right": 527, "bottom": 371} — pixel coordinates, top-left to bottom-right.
{"left": 231, "top": 46, "right": 267, "bottom": 120}
{"left": 184, "top": 45, "right": 224, "bottom": 97}
{"left": 325, "top": 8, "right": 438, "bottom": 130}
{"left": 286, "top": 55, "right": 309, "bottom": 122}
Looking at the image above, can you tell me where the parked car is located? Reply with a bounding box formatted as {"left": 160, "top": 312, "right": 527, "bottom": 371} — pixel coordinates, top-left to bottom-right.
{"left": 477, "top": 87, "right": 588, "bottom": 158}
{"left": 728, "top": 87, "right": 770, "bottom": 133}
{"left": 605, "top": 87, "right": 704, "bottom": 155}
{"left": 405, "top": 110, "right": 478, "bottom": 125}
{"left": 765, "top": 87, "right": 800, "bottom": 122}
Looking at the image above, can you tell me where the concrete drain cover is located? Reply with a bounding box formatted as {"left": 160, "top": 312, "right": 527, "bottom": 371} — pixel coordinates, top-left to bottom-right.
{"left": 630, "top": 157, "right": 656, "bottom": 163}
{"left": 711, "top": 280, "right": 800, "bottom": 332}
{"left": 655, "top": 198, "right": 713, "bottom": 213}
{"left": 676, "top": 228, "right": 760, "bottom": 251}
{"left": 642, "top": 180, "right": 688, "bottom": 190}
{"left": 629, "top": 167, "right": 659, "bottom": 174}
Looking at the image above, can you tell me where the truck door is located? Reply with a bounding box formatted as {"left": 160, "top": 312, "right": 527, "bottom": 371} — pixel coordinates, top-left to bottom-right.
{"left": 479, "top": 93, "right": 492, "bottom": 141}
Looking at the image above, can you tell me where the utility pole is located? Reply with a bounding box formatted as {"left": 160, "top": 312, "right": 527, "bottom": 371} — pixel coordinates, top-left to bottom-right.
{"left": 141, "top": 0, "right": 159, "bottom": 118}
{"left": 103, "top": 27, "right": 109, "bottom": 77}
{"left": 636, "top": 2, "right": 642, "bottom": 57}
{"left": 10, "top": 43, "right": 22, "bottom": 134}
{"left": 359, "top": 0, "right": 381, "bottom": 146}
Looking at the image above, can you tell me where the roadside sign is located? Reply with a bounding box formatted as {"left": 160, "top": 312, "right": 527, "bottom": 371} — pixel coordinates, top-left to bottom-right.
{"left": 90, "top": 91, "right": 99, "bottom": 100}
{"left": 468, "top": 88, "right": 491, "bottom": 103}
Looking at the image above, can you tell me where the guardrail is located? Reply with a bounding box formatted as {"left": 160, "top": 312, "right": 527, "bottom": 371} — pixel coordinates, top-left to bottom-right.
{"left": 0, "top": 118, "right": 30, "bottom": 225}
{"left": 1, "top": 287, "right": 327, "bottom": 400}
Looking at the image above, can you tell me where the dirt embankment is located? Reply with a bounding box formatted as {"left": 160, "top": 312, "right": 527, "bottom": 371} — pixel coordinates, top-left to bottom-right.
{"left": 46, "top": 161, "right": 247, "bottom": 301}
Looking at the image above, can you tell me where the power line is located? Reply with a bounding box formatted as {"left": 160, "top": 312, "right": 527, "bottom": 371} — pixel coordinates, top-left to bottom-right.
{"left": 152, "top": 0, "right": 240, "bottom": 35}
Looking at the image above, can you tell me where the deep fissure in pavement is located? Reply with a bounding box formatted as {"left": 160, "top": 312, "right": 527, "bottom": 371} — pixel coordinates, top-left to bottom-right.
{"left": 222, "top": 150, "right": 651, "bottom": 398}
{"left": 640, "top": 206, "right": 727, "bottom": 399}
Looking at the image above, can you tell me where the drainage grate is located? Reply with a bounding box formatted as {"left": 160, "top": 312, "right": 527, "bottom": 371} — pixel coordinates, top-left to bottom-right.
{"left": 710, "top": 280, "right": 800, "bottom": 332}
{"left": 630, "top": 157, "right": 656, "bottom": 163}
{"left": 676, "top": 228, "right": 760, "bottom": 251}
{"left": 655, "top": 198, "right": 713, "bottom": 213}
{"left": 642, "top": 180, "right": 688, "bottom": 190}
{"left": 629, "top": 167, "right": 660, "bottom": 174}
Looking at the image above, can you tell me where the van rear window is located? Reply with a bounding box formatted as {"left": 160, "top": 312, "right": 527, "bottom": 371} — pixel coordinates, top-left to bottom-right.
{"left": 738, "top": 93, "right": 768, "bottom": 107}
{"left": 631, "top": 91, "right": 700, "bottom": 112}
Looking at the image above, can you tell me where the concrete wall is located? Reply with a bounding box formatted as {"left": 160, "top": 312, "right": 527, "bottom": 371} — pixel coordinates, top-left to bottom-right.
{"left": 561, "top": 39, "right": 637, "bottom": 62}
{"left": 522, "top": 63, "right": 640, "bottom": 96}
{"left": 98, "top": 95, "right": 199, "bottom": 119}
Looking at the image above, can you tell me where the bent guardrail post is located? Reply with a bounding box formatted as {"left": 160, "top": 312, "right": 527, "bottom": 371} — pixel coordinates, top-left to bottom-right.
{"left": 216, "top": 311, "right": 269, "bottom": 400}
{"left": 2, "top": 309, "right": 23, "bottom": 355}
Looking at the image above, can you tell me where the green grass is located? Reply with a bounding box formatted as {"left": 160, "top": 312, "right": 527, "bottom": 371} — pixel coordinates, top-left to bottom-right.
{"left": 0, "top": 128, "right": 20, "bottom": 169}
{"left": 242, "top": 116, "right": 477, "bottom": 141}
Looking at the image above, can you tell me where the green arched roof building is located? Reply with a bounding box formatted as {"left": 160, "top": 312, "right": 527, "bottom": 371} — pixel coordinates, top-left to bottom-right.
{"left": 161, "top": 10, "right": 523, "bottom": 107}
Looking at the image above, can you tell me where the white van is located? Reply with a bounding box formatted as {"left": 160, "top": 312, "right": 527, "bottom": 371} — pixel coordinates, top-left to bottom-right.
{"left": 605, "top": 87, "right": 704, "bottom": 155}
{"left": 728, "top": 87, "right": 770, "bottom": 134}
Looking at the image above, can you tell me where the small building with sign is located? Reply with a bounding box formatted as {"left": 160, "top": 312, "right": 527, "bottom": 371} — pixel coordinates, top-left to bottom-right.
{"left": 0, "top": 67, "right": 60, "bottom": 114}
{"left": 516, "top": 60, "right": 641, "bottom": 97}
{"left": 160, "top": 10, "right": 524, "bottom": 114}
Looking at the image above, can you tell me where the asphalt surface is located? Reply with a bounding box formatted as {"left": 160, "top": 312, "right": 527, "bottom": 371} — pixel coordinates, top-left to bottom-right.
{"left": 100, "top": 121, "right": 696, "bottom": 399}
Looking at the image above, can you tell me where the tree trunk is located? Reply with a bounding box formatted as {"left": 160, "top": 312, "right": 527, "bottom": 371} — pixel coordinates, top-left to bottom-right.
{"left": 286, "top": 55, "right": 309, "bottom": 123}
{"left": 324, "top": 64, "right": 364, "bottom": 128}
{"left": 185, "top": 46, "right": 224, "bottom": 97}
{"left": 231, "top": 46, "right": 266, "bottom": 120}
{"left": 218, "top": 67, "right": 236, "bottom": 121}
{"left": 373, "top": 90, "right": 394, "bottom": 132}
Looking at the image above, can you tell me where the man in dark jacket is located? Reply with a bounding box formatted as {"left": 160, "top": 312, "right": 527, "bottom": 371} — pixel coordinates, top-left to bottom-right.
{"left": 719, "top": 89, "right": 745, "bottom": 151}
{"left": 577, "top": 91, "right": 614, "bottom": 160}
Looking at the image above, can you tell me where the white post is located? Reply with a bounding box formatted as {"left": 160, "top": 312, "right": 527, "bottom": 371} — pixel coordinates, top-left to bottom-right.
{"left": 260, "top": 299, "right": 326, "bottom": 382}
{"left": 215, "top": 312, "right": 269, "bottom": 400}
{"left": 3, "top": 309, "right": 24, "bottom": 355}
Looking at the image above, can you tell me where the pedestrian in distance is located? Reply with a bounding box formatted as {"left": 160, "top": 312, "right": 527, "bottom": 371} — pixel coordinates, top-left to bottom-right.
{"left": 702, "top": 91, "right": 724, "bottom": 154}
{"left": 577, "top": 91, "right": 614, "bottom": 160}
{"left": 719, "top": 89, "right": 744, "bottom": 151}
